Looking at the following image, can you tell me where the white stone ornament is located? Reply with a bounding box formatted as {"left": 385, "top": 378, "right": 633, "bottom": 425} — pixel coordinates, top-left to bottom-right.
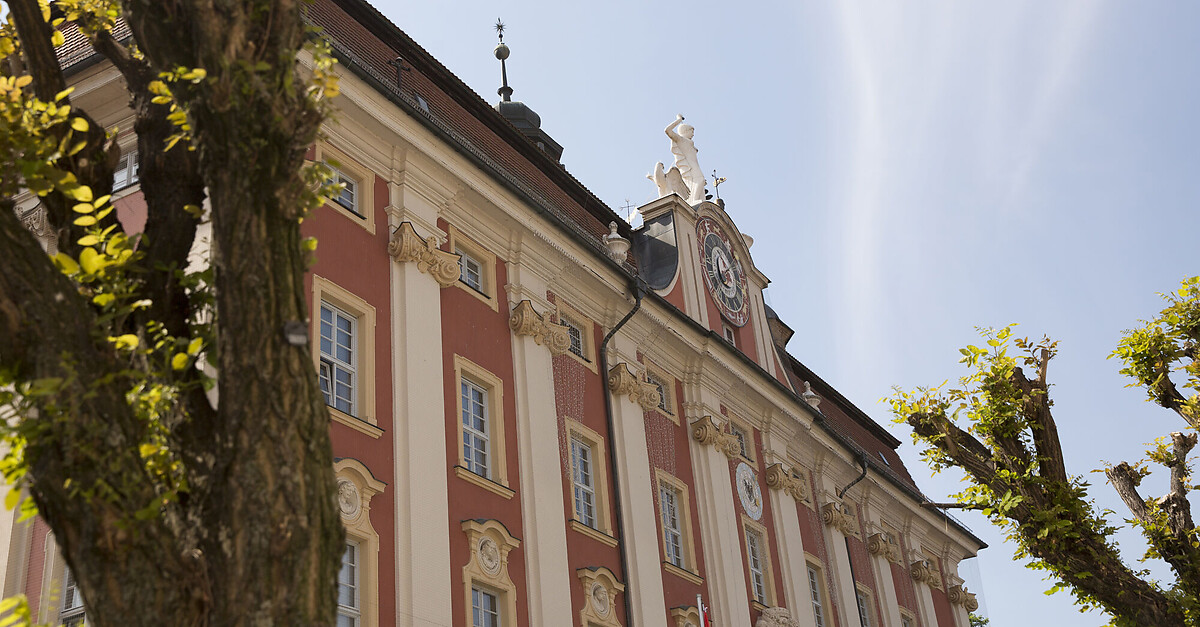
{"left": 649, "top": 114, "right": 708, "bottom": 204}
{"left": 478, "top": 536, "right": 502, "bottom": 576}
{"left": 736, "top": 461, "right": 763, "bottom": 520}
{"left": 591, "top": 582, "right": 611, "bottom": 617}
{"left": 337, "top": 479, "right": 361, "bottom": 520}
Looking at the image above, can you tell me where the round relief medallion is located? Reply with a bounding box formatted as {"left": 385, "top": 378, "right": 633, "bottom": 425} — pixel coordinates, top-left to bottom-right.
{"left": 478, "top": 537, "right": 502, "bottom": 576}
{"left": 736, "top": 461, "right": 763, "bottom": 520}
{"left": 337, "top": 479, "right": 361, "bottom": 520}
{"left": 591, "top": 582, "right": 611, "bottom": 617}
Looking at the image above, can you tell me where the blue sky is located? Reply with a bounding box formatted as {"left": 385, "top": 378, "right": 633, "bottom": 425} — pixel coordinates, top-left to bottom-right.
{"left": 377, "top": 1, "right": 1200, "bottom": 623}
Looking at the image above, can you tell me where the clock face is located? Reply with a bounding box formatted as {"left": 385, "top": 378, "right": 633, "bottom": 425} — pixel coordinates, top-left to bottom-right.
{"left": 736, "top": 461, "right": 763, "bottom": 520}
{"left": 696, "top": 217, "right": 749, "bottom": 327}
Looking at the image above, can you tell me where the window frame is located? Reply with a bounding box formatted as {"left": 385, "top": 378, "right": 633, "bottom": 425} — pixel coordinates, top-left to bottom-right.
{"left": 805, "top": 558, "right": 829, "bottom": 627}
{"left": 643, "top": 361, "right": 678, "bottom": 423}
{"left": 113, "top": 150, "right": 139, "bottom": 192}
{"left": 59, "top": 566, "right": 86, "bottom": 627}
{"left": 855, "top": 584, "right": 875, "bottom": 627}
{"left": 565, "top": 418, "right": 616, "bottom": 545}
{"left": 471, "top": 585, "right": 502, "bottom": 627}
{"left": 313, "top": 143, "right": 375, "bottom": 234}
{"left": 741, "top": 515, "right": 776, "bottom": 610}
{"left": 320, "top": 300, "right": 358, "bottom": 417}
{"left": 453, "top": 355, "right": 513, "bottom": 499}
{"left": 655, "top": 469, "right": 702, "bottom": 585}
{"left": 311, "top": 276, "right": 380, "bottom": 439}
{"left": 554, "top": 299, "right": 597, "bottom": 373}
{"left": 338, "top": 540, "right": 362, "bottom": 626}
{"left": 447, "top": 226, "right": 499, "bottom": 312}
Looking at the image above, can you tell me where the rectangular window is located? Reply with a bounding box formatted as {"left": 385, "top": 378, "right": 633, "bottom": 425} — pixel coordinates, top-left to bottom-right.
{"left": 60, "top": 567, "right": 86, "bottom": 627}
{"left": 461, "top": 378, "right": 490, "bottom": 478}
{"left": 660, "top": 483, "right": 685, "bottom": 568}
{"left": 747, "top": 527, "right": 767, "bottom": 605}
{"left": 807, "top": 565, "right": 825, "bottom": 627}
{"left": 337, "top": 542, "right": 360, "bottom": 627}
{"left": 570, "top": 437, "right": 597, "bottom": 528}
{"left": 564, "top": 319, "right": 585, "bottom": 359}
{"left": 320, "top": 302, "right": 357, "bottom": 416}
{"left": 723, "top": 323, "right": 736, "bottom": 345}
{"left": 328, "top": 164, "right": 361, "bottom": 217}
{"left": 472, "top": 586, "right": 501, "bottom": 627}
{"left": 114, "top": 151, "right": 139, "bottom": 190}
{"left": 458, "top": 249, "right": 484, "bottom": 294}
{"left": 856, "top": 590, "right": 872, "bottom": 627}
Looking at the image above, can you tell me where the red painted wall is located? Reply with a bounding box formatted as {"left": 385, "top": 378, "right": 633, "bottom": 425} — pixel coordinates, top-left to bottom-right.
{"left": 304, "top": 170, "right": 397, "bottom": 625}
{"left": 550, "top": 301, "right": 625, "bottom": 622}
{"left": 438, "top": 221, "right": 529, "bottom": 627}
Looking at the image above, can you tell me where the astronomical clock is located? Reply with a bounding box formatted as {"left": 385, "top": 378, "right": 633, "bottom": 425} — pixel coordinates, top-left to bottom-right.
{"left": 696, "top": 216, "right": 749, "bottom": 327}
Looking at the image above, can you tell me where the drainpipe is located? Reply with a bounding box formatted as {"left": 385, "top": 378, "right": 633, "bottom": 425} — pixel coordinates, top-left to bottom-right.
{"left": 599, "top": 278, "right": 645, "bottom": 627}
{"left": 837, "top": 452, "right": 869, "bottom": 499}
{"left": 838, "top": 452, "right": 870, "bottom": 626}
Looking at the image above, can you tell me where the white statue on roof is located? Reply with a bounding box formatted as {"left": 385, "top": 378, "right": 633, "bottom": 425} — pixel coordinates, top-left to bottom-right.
{"left": 648, "top": 114, "right": 708, "bottom": 204}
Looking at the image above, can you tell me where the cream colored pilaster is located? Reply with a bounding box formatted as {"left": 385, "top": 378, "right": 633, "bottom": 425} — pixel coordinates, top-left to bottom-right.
{"left": 907, "top": 549, "right": 938, "bottom": 627}
{"left": 763, "top": 463, "right": 812, "bottom": 618}
{"left": 388, "top": 174, "right": 455, "bottom": 627}
{"left": 871, "top": 551, "right": 901, "bottom": 627}
{"left": 507, "top": 272, "right": 574, "bottom": 626}
{"left": 817, "top": 476, "right": 861, "bottom": 627}
{"left": 687, "top": 402, "right": 751, "bottom": 627}
{"left": 606, "top": 349, "right": 668, "bottom": 627}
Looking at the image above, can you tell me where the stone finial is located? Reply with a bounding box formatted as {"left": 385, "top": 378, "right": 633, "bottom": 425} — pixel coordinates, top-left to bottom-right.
{"left": 801, "top": 381, "right": 820, "bottom": 409}
{"left": 601, "top": 221, "right": 630, "bottom": 263}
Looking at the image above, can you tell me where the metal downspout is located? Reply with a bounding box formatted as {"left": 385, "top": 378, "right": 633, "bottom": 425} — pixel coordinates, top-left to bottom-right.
{"left": 599, "top": 279, "right": 645, "bottom": 627}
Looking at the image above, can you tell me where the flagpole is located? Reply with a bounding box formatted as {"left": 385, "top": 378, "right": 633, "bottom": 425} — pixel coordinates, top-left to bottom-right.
{"left": 696, "top": 593, "right": 706, "bottom": 627}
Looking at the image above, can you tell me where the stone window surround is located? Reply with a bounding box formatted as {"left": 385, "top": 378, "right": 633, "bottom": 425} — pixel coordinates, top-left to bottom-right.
{"left": 453, "top": 355, "right": 513, "bottom": 499}
{"left": 461, "top": 519, "right": 521, "bottom": 627}
{"left": 742, "top": 515, "right": 774, "bottom": 609}
{"left": 564, "top": 418, "right": 617, "bottom": 546}
{"left": 314, "top": 142, "right": 375, "bottom": 235}
{"left": 447, "top": 226, "right": 499, "bottom": 312}
{"left": 335, "top": 458, "right": 386, "bottom": 627}
{"left": 655, "top": 469, "right": 703, "bottom": 586}
{"left": 311, "top": 275, "right": 380, "bottom": 439}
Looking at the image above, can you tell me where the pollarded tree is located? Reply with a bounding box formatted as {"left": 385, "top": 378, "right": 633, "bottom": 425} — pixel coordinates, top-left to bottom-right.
{"left": 0, "top": 0, "right": 346, "bottom": 624}
{"left": 890, "top": 276, "right": 1199, "bottom": 627}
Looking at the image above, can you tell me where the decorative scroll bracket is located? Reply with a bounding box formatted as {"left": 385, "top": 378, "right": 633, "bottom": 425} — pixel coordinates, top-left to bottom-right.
{"left": 764, "top": 463, "right": 809, "bottom": 503}
{"left": 608, "top": 362, "right": 663, "bottom": 411}
{"left": 821, "top": 500, "right": 860, "bottom": 537}
{"left": 690, "top": 415, "right": 741, "bottom": 459}
{"left": 509, "top": 300, "right": 571, "bottom": 355}
{"left": 388, "top": 221, "right": 462, "bottom": 287}
{"left": 867, "top": 532, "right": 903, "bottom": 564}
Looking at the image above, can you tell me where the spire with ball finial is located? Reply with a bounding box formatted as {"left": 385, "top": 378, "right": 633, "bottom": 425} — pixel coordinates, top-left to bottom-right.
{"left": 494, "top": 19, "right": 513, "bottom": 102}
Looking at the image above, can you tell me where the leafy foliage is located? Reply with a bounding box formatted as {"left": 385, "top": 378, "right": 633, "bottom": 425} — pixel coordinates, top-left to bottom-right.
{"left": 891, "top": 278, "right": 1200, "bottom": 626}
{"left": 0, "top": 0, "right": 349, "bottom": 623}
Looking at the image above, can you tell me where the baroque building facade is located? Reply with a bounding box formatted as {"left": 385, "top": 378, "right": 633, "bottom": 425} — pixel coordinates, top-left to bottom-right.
{"left": 2, "top": 1, "right": 985, "bottom": 626}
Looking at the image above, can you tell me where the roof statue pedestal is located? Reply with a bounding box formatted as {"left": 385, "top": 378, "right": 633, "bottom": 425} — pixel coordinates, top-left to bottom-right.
{"left": 649, "top": 114, "right": 708, "bottom": 204}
